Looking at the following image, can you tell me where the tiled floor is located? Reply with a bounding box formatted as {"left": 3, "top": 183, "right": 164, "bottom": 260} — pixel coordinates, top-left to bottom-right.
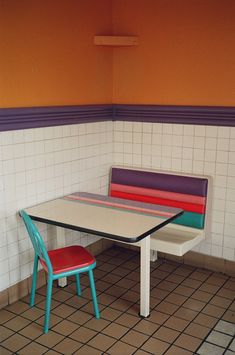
{"left": 0, "top": 246, "right": 234, "bottom": 355}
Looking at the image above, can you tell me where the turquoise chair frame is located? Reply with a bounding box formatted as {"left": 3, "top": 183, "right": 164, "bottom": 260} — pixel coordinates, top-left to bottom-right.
{"left": 20, "top": 210, "right": 100, "bottom": 333}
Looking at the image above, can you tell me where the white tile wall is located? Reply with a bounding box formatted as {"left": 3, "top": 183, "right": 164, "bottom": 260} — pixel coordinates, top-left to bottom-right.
{"left": 1, "top": 120, "right": 235, "bottom": 292}
{"left": 113, "top": 121, "right": 235, "bottom": 262}
{"left": 0, "top": 122, "right": 113, "bottom": 291}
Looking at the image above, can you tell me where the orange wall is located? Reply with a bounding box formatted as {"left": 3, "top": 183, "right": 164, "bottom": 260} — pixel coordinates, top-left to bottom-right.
{"left": 0, "top": 0, "right": 113, "bottom": 107}
{"left": 112, "top": 0, "right": 235, "bottom": 106}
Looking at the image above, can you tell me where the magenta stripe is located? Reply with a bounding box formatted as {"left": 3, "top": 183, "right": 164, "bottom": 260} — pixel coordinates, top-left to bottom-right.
{"left": 65, "top": 195, "right": 174, "bottom": 218}
{"left": 110, "top": 183, "right": 206, "bottom": 205}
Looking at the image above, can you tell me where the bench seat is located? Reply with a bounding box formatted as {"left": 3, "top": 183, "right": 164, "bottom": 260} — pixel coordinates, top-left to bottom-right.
{"left": 150, "top": 224, "right": 204, "bottom": 256}
{"left": 110, "top": 166, "right": 211, "bottom": 257}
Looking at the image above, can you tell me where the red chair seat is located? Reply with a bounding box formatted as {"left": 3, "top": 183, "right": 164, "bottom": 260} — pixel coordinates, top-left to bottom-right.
{"left": 40, "top": 246, "right": 95, "bottom": 274}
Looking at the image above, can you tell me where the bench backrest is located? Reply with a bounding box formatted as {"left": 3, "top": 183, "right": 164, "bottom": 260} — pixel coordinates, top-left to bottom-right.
{"left": 109, "top": 167, "right": 209, "bottom": 230}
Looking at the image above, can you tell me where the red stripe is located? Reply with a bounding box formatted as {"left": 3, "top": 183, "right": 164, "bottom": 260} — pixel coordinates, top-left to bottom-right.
{"left": 110, "top": 183, "right": 206, "bottom": 205}
{"left": 110, "top": 190, "right": 205, "bottom": 214}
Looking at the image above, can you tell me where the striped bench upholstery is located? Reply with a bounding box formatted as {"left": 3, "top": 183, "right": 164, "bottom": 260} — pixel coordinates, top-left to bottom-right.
{"left": 109, "top": 166, "right": 211, "bottom": 256}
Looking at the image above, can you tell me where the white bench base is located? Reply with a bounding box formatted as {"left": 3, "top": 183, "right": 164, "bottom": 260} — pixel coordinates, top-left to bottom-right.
{"left": 150, "top": 224, "right": 204, "bottom": 257}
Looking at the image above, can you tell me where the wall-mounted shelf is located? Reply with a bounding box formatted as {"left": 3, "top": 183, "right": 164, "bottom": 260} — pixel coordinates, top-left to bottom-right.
{"left": 94, "top": 36, "right": 139, "bottom": 46}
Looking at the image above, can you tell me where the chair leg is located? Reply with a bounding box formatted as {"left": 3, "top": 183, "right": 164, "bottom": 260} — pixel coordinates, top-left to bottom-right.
{"left": 44, "top": 277, "right": 53, "bottom": 333}
{"left": 75, "top": 273, "right": 81, "bottom": 296}
{"left": 88, "top": 270, "right": 100, "bottom": 319}
{"left": 30, "top": 256, "right": 39, "bottom": 307}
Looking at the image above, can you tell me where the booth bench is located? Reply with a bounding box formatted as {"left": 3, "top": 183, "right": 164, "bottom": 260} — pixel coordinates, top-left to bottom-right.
{"left": 109, "top": 166, "right": 212, "bottom": 257}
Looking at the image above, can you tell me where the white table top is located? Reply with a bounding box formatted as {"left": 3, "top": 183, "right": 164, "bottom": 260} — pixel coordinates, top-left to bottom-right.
{"left": 25, "top": 193, "right": 183, "bottom": 243}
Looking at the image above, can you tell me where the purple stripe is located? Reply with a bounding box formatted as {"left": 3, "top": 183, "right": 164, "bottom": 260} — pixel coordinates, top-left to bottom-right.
{"left": 0, "top": 105, "right": 113, "bottom": 132}
{"left": 111, "top": 168, "right": 208, "bottom": 197}
{"left": 113, "top": 104, "right": 235, "bottom": 126}
{"left": 0, "top": 104, "right": 234, "bottom": 132}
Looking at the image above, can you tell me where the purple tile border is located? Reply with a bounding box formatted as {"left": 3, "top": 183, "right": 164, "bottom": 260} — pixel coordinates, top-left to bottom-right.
{"left": 113, "top": 104, "right": 235, "bottom": 126}
{"left": 0, "top": 104, "right": 113, "bottom": 132}
{"left": 0, "top": 104, "right": 234, "bottom": 132}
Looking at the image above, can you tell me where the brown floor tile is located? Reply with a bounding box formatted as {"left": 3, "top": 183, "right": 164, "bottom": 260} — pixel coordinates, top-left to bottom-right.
{"left": 95, "top": 280, "right": 113, "bottom": 292}
{"left": 164, "top": 345, "right": 193, "bottom": 354}
{"left": 202, "top": 304, "right": 225, "bottom": 318}
{"left": 74, "top": 344, "right": 101, "bottom": 354}
{"left": 18, "top": 341, "right": 48, "bottom": 354}
{"left": 147, "top": 310, "right": 170, "bottom": 325}
{"left": 158, "top": 262, "right": 178, "bottom": 273}
{"left": 223, "top": 280, "right": 235, "bottom": 291}
{"left": 52, "top": 319, "right": 79, "bottom": 336}
{"left": 154, "top": 301, "right": 179, "bottom": 315}
{"left": 36, "top": 298, "right": 61, "bottom": 311}
{"left": 0, "top": 346, "right": 16, "bottom": 355}
{"left": 134, "top": 350, "right": 150, "bottom": 355}
{"left": 199, "top": 282, "right": 221, "bottom": 294}
{"left": 121, "top": 290, "right": 140, "bottom": 303}
{"left": 1, "top": 333, "right": 31, "bottom": 353}
{"left": 0, "top": 326, "right": 14, "bottom": 342}
{"left": 206, "top": 274, "right": 228, "bottom": 286}
{"left": 184, "top": 322, "right": 211, "bottom": 339}
{"left": 19, "top": 322, "right": 44, "bottom": 340}
{"left": 166, "top": 274, "right": 186, "bottom": 284}
{"left": 67, "top": 310, "right": 93, "bottom": 325}
{"left": 209, "top": 295, "right": 233, "bottom": 309}
{"left": 193, "top": 313, "right": 218, "bottom": 328}
{"left": 222, "top": 309, "right": 235, "bottom": 323}
{"left": 21, "top": 293, "right": 45, "bottom": 305}
{"left": 183, "top": 298, "right": 206, "bottom": 312}
{"left": 0, "top": 309, "right": 16, "bottom": 324}
{"left": 165, "top": 293, "right": 188, "bottom": 306}
{"left": 217, "top": 288, "right": 235, "bottom": 300}
{"left": 53, "top": 338, "right": 83, "bottom": 354}
{"left": 174, "top": 285, "right": 194, "bottom": 297}
{"left": 36, "top": 330, "right": 64, "bottom": 348}
{"left": 85, "top": 317, "right": 111, "bottom": 332}
{"left": 108, "top": 340, "right": 137, "bottom": 354}
{"left": 88, "top": 333, "right": 116, "bottom": 351}
{"left": 115, "top": 278, "right": 137, "bottom": 290}
{"left": 4, "top": 315, "right": 31, "bottom": 331}
{"left": 122, "top": 329, "right": 149, "bottom": 347}
{"left": 6, "top": 301, "right": 30, "bottom": 314}
{"left": 98, "top": 293, "right": 117, "bottom": 306}
{"left": 70, "top": 326, "right": 97, "bottom": 343}
{"left": 174, "top": 333, "right": 202, "bottom": 352}
{"left": 190, "top": 270, "right": 210, "bottom": 282}
{"left": 36, "top": 313, "right": 63, "bottom": 329}
{"left": 21, "top": 307, "right": 44, "bottom": 321}
{"left": 164, "top": 316, "right": 189, "bottom": 332}
{"left": 141, "top": 337, "right": 170, "bottom": 354}
{"left": 191, "top": 290, "right": 213, "bottom": 302}
{"left": 102, "top": 273, "right": 122, "bottom": 284}
{"left": 65, "top": 294, "right": 89, "bottom": 309}
{"left": 174, "top": 307, "right": 198, "bottom": 321}
{"left": 151, "top": 288, "right": 170, "bottom": 300}
{"left": 51, "top": 303, "right": 76, "bottom": 318}
{"left": 133, "top": 319, "right": 160, "bottom": 335}
{"left": 158, "top": 280, "right": 177, "bottom": 292}
{"left": 153, "top": 326, "right": 180, "bottom": 343}
{"left": 81, "top": 300, "right": 105, "bottom": 315}
{"left": 115, "top": 313, "right": 140, "bottom": 327}
{"left": 100, "top": 307, "right": 123, "bottom": 321}
{"left": 110, "top": 298, "right": 134, "bottom": 312}
{"left": 51, "top": 289, "right": 73, "bottom": 302}
{"left": 181, "top": 278, "right": 203, "bottom": 289}
{"left": 102, "top": 322, "right": 129, "bottom": 339}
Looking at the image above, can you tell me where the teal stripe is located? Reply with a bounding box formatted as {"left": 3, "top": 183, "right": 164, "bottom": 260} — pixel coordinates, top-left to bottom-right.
{"left": 172, "top": 211, "right": 205, "bottom": 229}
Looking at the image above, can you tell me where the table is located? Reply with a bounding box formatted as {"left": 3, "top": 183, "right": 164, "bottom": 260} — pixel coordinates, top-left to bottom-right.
{"left": 25, "top": 192, "right": 183, "bottom": 317}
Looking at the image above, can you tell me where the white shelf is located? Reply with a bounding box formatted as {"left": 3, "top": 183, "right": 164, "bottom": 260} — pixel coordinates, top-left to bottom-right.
{"left": 94, "top": 36, "right": 139, "bottom": 46}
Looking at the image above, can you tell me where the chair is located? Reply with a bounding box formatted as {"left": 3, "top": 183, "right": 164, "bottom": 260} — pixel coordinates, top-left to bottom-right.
{"left": 19, "top": 210, "right": 100, "bottom": 333}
